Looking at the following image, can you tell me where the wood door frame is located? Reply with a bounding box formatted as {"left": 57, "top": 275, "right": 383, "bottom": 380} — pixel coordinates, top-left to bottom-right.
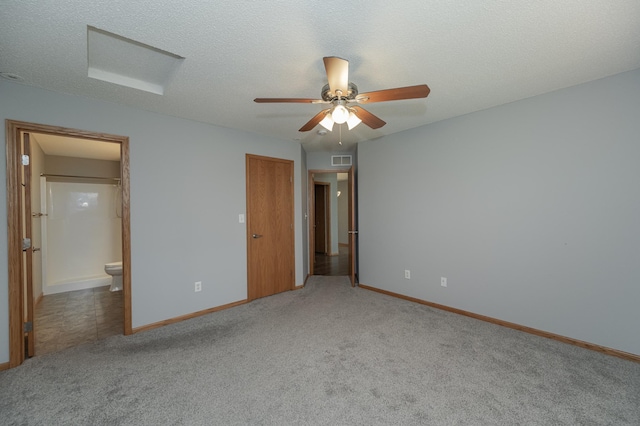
{"left": 5, "top": 120, "right": 132, "bottom": 369}
{"left": 313, "top": 182, "right": 330, "bottom": 255}
{"left": 347, "top": 166, "right": 357, "bottom": 286}
{"left": 22, "top": 134, "right": 35, "bottom": 357}
{"left": 308, "top": 168, "right": 352, "bottom": 276}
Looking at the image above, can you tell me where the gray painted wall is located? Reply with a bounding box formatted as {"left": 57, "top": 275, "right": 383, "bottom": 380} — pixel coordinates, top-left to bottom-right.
{"left": 358, "top": 69, "right": 640, "bottom": 356}
{"left": 0, "top": 80, "right": 305, "bottom": 363}
{"left": 306, "top": 151, "right": 355, "bottom": 170}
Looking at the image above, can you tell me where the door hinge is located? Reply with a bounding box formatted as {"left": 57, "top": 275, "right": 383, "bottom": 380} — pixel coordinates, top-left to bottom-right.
{"left": 24, "top": 321, "right": 33, "bottom": 332}
{"left": 22, "top": 154, "right": 30, "bottom": 166}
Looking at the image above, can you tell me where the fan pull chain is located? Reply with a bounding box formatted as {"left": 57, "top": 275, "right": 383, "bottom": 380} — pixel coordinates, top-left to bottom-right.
{"left": 339, "top": 124, "right": 342, "bottom": 145}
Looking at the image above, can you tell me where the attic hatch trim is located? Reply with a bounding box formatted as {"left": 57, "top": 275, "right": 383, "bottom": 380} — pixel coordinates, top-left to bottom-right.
{"left": 87, "top": 25, "right": 184, "bottom": 95}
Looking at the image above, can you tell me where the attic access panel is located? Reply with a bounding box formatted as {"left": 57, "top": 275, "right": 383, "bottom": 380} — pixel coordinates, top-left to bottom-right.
{"left": 87, "top": 26, "right": 184, "bottom": 95}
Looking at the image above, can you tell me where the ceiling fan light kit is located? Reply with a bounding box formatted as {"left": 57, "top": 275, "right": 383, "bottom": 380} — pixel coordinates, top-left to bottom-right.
{"left": 319, "top": 113, "right": 334, "bottom": 131}
{"left": 254, "top": 56, "right": 430, "bottom": 136}
{"left": 331, "top": 102, "right": 350, "bottom": 124}
{"left": 318, "top": 103, "right": 363, "bottom": 132}
{"left": 346, "top": 111, "right": 362, "bottom": 130}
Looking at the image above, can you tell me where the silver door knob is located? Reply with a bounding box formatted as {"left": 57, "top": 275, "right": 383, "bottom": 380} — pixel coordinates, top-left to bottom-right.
{"left": 252, "top": 234, "right": 263, "bottom": 239}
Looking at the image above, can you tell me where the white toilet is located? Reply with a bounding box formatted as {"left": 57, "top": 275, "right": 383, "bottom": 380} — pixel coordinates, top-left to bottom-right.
{"left": 104, "top": 261, "right": 123, "bottom": 292}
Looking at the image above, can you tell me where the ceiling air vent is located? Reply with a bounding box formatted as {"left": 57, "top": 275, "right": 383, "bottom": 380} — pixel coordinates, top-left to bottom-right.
{"left": 331, "top": 155, "right": 352, "bottom": 166}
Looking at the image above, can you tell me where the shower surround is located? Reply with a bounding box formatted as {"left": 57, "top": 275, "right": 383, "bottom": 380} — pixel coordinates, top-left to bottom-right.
{"left": 42, "top": 180, "right": 122, "bottom": 294}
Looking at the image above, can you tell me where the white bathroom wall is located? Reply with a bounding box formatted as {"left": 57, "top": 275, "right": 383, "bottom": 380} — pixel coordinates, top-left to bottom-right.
{"left": 44, "top": 181, "right": 121, "bottom": 294}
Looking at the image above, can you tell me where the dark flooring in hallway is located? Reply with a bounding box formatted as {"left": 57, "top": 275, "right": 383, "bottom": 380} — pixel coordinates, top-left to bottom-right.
{"left": 314, "top": 244, "right": 349, "bottom": 276}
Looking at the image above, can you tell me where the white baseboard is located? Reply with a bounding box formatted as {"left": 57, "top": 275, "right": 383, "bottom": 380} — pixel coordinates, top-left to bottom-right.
{"left": 44, "top": 276, "right": 111, "bottom": 295}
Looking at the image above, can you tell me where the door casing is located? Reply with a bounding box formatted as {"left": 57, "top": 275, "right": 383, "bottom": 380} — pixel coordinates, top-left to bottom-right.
{"left": 22, "top": 133, "right": 35, "bottom": 357}
{"left": 5, "top": 120, "right": 132, "bottom": 369}
{"left": 308, "top": 167, "right": 356, "bottom": 285}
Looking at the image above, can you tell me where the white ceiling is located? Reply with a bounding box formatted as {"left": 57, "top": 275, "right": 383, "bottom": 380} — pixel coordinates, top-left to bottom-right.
{"left": 2, "top": 1, "right": 639, "bottom": 153}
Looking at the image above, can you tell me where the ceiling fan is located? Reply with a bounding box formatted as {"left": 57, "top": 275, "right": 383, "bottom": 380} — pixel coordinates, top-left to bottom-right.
{"left": 254, "top": 57, "right": 430, "bottom": 132}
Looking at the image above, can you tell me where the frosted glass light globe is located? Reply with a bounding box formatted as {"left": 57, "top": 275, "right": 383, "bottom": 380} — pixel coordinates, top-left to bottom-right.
{"left": 331, "top": 105, "right": 349, "bottom": 124}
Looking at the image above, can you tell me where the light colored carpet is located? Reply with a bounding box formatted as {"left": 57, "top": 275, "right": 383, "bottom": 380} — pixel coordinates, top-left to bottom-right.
{"left": 1, "top": 275, "right": 639, "bottom": 425}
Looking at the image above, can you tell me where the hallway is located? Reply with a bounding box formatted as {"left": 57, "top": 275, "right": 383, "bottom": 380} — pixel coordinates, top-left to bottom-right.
{"left": 314, "top": 244, "right": 349, "bottom": 276}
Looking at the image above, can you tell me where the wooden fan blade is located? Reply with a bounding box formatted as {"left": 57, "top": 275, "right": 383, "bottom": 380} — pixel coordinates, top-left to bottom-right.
{"left": 357, "top": 84, "right": 430, "bottom": 103}
{"left": 351, "top": 106, "right": 386, "bottom": 129}
{"left": 323, "top": 57, "right": 349, "bottom": 95}
{"left": 299, "top": 109, "right": 331, "bottom": 132}
{"left": 254, "top": 98, "right": 321, "bottom": 103}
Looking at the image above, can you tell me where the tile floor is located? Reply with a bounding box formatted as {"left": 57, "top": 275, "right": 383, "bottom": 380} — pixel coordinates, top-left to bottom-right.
{"left": 34, "top": 286, "right": 123, "bottom": 356}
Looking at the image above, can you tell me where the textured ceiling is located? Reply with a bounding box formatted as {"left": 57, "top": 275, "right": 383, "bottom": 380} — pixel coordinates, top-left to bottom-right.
{"left": 2, "top": 1, "right": 639, "bottom": 153}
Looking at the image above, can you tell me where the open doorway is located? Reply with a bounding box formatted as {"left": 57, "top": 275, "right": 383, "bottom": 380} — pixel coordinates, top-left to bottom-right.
{"left": 308, "top": 168, "right": 356, "bottom": 284}
{"left": 314, "top": 182, "right": 330, "bottom": 256}
{"left": 6, "top": 120, "right": 131, "bottom": 369}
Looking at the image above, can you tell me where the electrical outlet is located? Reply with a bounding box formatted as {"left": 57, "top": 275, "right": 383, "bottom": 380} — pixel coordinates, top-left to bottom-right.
{"left": 195, "top": 281, "right": 202, "bottom": 292}
{"left": 441, "top": 277, "right": 447, "bottom": 287}
{"left": 404, "top": 270, "right": 411, "bottom": 279}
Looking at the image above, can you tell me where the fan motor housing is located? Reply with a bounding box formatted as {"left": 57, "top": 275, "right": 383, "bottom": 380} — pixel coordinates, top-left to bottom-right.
{"left": 321, "top": 83, "right": 358, "bottom": 101}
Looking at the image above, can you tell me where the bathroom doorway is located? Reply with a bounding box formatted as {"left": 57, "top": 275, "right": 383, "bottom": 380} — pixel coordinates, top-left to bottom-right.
{"left": 6, "top": 120, "right": 132, "bottom": 368}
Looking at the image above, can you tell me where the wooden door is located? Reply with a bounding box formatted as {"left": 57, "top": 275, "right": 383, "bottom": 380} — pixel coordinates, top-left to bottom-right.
{"left": 314, "top": 183, "right": 328, "bottom": 254}
{"left": 348, "top": 167, "right": 357, "bottom": 286}
{"left": 246, "top": 154, "right": 294, "bottom": 300}
{"left": 22, "top": 133, "right": 35, "bottom": 356}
